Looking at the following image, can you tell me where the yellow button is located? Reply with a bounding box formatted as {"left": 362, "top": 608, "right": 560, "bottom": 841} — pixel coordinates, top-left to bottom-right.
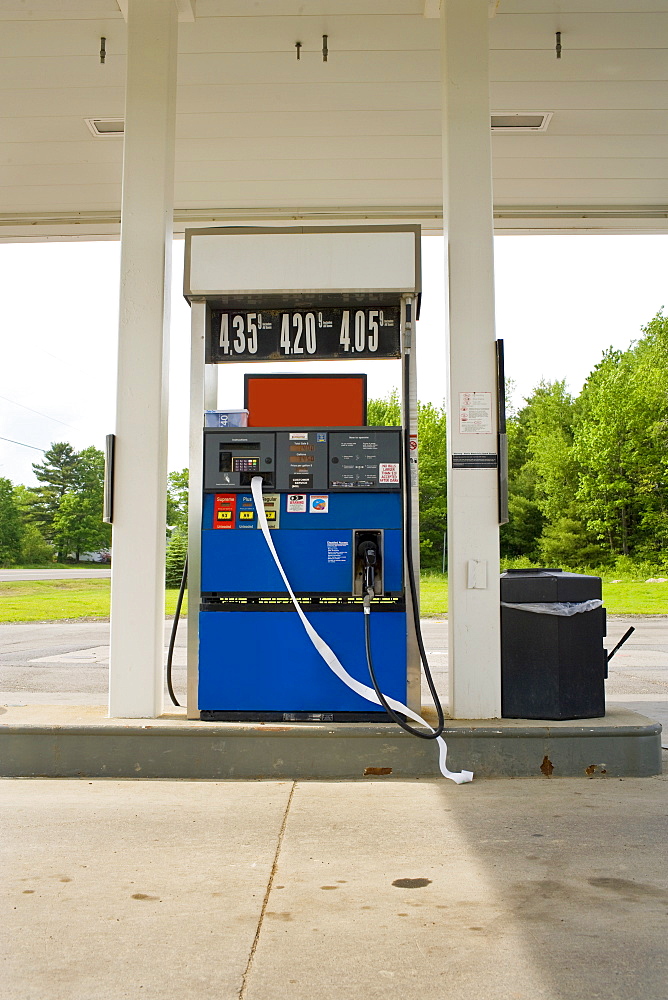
{"left": 240, "top": 511, "right": 254, "bottom": 520}
{"left": 217, "top": 511, "right": 232, "bottom": 520}
{"left": 266, "top": 511, "right": 276, "bottom": 520}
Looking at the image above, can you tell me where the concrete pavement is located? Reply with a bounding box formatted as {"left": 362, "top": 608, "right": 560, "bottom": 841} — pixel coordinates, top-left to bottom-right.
{"left": 2, "top": 773, "right": 667, "bottom": 1000}
{"left": 1, "top": 615, "right": 666, "bottom": 733}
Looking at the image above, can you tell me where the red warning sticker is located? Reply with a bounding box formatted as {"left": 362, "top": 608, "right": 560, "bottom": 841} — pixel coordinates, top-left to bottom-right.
{"left": 378, "top": 463, "right": 400, "bottom": 484}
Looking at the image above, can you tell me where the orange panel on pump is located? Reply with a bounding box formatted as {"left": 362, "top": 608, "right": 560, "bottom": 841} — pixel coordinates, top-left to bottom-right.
{"left": 244, "top": 374, "right": 367, "bottom": 428}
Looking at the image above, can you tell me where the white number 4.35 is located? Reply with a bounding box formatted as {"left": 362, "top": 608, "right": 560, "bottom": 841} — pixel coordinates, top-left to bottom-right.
{"left": 219, "top": 314, "right": 258, "bottom": 355}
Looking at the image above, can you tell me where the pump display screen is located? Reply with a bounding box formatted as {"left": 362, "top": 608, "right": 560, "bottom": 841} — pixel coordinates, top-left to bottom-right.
{"left": 207, "top": 306, "right": 400, "bottom": 362}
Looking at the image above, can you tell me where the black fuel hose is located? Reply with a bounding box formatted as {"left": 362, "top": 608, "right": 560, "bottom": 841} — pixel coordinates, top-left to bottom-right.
{"left": 361, "top": 346, "right": 446, "bottom": 740}
{"left": 363, "top": 598, "right": 444, "bottom": 739}
{"left": 166, "top": 555, "right": 188, "bottom": 707}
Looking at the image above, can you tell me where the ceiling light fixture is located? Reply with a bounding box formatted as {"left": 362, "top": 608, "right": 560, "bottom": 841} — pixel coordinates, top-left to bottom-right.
{"left": 491, "top": 113, "right": 552, "bottom": 132}
{"left": 84, "top": 118, "right": 124, "bottom": 138}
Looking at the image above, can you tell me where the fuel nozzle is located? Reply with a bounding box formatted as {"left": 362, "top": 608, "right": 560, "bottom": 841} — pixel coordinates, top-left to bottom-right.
{"left": 357, "top": 539, "right": 378, "bottom": 596}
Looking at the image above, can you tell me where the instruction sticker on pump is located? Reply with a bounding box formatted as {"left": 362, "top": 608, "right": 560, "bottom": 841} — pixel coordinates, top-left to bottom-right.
{"left": 326, "top": 540, "right": 349, "bottom": 564}
{"left": 258, "top": 493, "right": 280, "bottom": 529}
{"left": 309, "top": 495, "right": 329, "bottom": 513}
{"left": 287, "top": 494, "right": 307, "bottom": 513}
{"left": 378, "top": 463, "right": 400, "bottom": 484}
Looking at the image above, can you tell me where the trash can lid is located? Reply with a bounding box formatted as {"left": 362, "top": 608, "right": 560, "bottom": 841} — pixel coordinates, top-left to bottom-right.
{"left": 500, "top": 567, "right": 602, "bottom": 603}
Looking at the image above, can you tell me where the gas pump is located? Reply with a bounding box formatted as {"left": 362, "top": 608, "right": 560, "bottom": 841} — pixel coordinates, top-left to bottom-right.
{"left": 198, "top": 423, "right": 406, "bottom": 720}
{"left": 182, "top": 226, "right": 472, "bottom": 782}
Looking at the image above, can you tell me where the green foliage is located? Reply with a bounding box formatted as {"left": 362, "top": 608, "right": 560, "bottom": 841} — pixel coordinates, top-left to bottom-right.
{"left": 573, "top": 315, "right": 668, "bottom": 558}
{"left": 522, "top": 379, "right": 579, "bottom": 526}
{"left": 19, "top": 523, "right": 54, "bottom": 565}
{"left": 500, "top": 494, "right": 544, "bottom": 560}
{"left": 538, "top": 515, "right": 611, "bottom": 568}
{"left": 30, "top": 443, "right": 79, "bottom": 558}
{"left": 167, "top": 468, "right": 189, "bottom": 532}
{"left": 51, "top": 447, "right": 111, "bottom": 562}
{"left": 165, "top": 524, "right": 188, "bottom": 588}
{"left": 0, "top": 477, "right": 23, "bottom": 566}
{"left": 17, "top": 442, "right": 111, "bottom": 562}
{"left": 413, "top": 400, "right": 447, "bottom": 569}
{"left": 367, "top": 389, "right": 401, "bottom": 427}
{"left": 50, "top": 447, "right": 110, "bottom": 561}
{"left": 503, "top": 312, "right": 668, "bottom": 567}
{"left": 419, "top": 571, "right": 448, "bottom": 616}
{"left": 32, "top": 441, "right": 79, "bottom": 494}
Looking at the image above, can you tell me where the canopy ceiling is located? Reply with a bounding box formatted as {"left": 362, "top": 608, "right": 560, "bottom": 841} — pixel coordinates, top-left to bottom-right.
{"left": 1, "top": 1, "right": 667, "bottom": 239}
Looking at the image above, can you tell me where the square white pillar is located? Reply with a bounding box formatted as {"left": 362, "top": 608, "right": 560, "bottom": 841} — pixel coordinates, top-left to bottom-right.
{"left": 186, "top": 301, "right": 218, "bottom": 719}
{"left": 442, "top": 0, "right": 502, "bottom": 719}
{"left": 109, "top": 0, "right": 178, "bottom": 718}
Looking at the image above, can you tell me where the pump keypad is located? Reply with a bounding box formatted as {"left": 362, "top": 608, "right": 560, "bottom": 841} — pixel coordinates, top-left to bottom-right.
{"left": 233, "top": 458, "right": 260, "bottom": 472}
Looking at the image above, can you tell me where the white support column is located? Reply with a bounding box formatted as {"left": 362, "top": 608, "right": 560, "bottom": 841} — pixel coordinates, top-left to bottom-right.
{"left": 109, "top": 0, "right": 178, "bottom": 718}
{"left": 442, "top": 0, "right": 501, "bottom": 719}
{"left": 186, "top": 300, "right": 218, "bottom": 719}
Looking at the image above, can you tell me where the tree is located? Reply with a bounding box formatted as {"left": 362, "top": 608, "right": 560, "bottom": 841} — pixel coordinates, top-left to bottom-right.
{"left": 508, "top": 379, "right": 604, "bottom": 566}
{"left": 13, "top": 484, "right": 54, "bottom": 565}
{"left": 167, "top": 468, "right": 189, "bottom": 532}
{"left": 573, "top": 313, "right": 668, "bottom": 559}
{"left": 412, "top": 400, "right": 447, "bottom": 567}
{"left": 49, "top": 447, "right": 110, "bottom": 561}
{"left": 500, "top": 494, "right": 544, "bottom": 561}
{"left": 23, "top": 443, "right": 110, "bottom": 562}
{"left": 30, "top": 442, "right": 79, "bottom": 559}
{"left": 367, "top": 389, "right": 401, "bottom": 427}
{"left": 165, "top": 524, "right": 188, "bottom": 588}
{"left": 0, "top": 478, "right": 23, "bottom": 565}
{"left": 522, "top": 380, "right": 579, "bottom": 526}
{"left": 500, "top": 386, "right": 544, "bottom": 559}
{"left": 19, "top": 523, "right": 54, "bottom": 565}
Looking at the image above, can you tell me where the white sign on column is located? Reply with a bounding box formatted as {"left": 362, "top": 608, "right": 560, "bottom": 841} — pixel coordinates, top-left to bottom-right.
{"left": 459, "top": 391, "right": 492, "bottom": 435}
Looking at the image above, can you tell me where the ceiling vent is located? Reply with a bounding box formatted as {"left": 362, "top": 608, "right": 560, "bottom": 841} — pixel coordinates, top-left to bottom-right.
{"left": 491, "top": 112, "right": 552, "bottom": 132}
{"left": 85, "top": 118, "right": 124, "bottom": 138}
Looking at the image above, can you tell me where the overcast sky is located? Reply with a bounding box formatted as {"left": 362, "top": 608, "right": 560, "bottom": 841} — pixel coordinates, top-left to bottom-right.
{"left": 0, "top": 233, "right": 665, "bottom": 487}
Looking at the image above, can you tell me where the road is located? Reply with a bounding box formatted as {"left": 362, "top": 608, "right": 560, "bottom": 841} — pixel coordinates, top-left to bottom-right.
{"left": 0, "top": 568, "right": 111, "bottom": 582}
{"left": 0, "top": 615, "right": 666, "bottom": 732}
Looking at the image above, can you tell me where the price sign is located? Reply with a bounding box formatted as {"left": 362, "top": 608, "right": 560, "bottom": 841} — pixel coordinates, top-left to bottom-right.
{"left": 207, "top": 306, "right": 400, "bottom": 363}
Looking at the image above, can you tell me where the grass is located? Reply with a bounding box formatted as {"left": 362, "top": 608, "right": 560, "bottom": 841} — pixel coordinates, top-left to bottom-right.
{"left": 595, "top": 578, "right": 668, "bottom": 615}
{"left": 0, "top": 579, "right": 187, "bottom": 623}
{"left": 0, "top": 573, "right": 665, "bottom": 623}
{"left": 419, "top": 572, "right": 448, "bottom": 617}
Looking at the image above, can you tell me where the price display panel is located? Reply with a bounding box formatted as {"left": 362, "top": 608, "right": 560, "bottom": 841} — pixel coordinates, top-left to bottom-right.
{"left": 207, "top": 306, "right": 400, "bottom": 363}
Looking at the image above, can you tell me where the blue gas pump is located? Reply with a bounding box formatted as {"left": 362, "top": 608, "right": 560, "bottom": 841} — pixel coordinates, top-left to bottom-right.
{"left": 197, "top": 425, "right": 407, "bottom": 721}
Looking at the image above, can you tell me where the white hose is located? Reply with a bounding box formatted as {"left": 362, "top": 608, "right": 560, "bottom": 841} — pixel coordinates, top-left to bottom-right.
{"left": 250, "top": 477, "right": 473, "bottom": 784}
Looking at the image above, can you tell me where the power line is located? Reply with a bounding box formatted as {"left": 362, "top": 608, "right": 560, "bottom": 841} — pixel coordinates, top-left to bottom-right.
{"left": 0, "top": 392, "right": 80, "bottom": 431}
{"left": 41, "top": 348, "right": 100, "bottom": 382}
{"left": 0, "top": 435, "right": 46, "bottom": 453}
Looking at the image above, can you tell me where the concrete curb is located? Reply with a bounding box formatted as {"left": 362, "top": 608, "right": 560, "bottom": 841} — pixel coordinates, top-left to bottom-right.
{"left": 0, "top": 705, "right": 661, "bottom": 779}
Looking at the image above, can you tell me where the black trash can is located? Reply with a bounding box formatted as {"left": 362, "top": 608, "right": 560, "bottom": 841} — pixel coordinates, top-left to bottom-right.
{"left": 500, "top": 568, "right": 607, "bottom": 720}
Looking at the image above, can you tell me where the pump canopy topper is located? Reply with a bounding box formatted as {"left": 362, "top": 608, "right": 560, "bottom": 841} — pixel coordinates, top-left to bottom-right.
{"left": 208, "top": 306, "right": 401, "bottom": 362}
